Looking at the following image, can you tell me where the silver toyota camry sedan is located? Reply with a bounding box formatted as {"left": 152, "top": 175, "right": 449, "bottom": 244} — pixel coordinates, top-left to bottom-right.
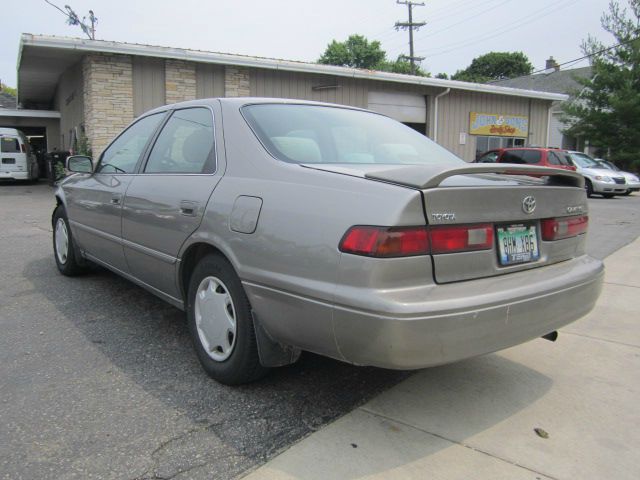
{"left": 52, "top": 98, "right": 604, "bottom": 385}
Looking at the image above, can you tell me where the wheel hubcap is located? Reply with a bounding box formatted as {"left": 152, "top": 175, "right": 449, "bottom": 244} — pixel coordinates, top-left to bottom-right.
{"left": 194, "top": 276, "right": 237, "bottom": 361}
{"left": 55, "top": 218, "right": 69, "bottom": 264}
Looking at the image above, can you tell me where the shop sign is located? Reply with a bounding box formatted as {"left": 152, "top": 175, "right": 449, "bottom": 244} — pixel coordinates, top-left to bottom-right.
{"left": 469, "top": 112, "right": 528, "bottom": 137}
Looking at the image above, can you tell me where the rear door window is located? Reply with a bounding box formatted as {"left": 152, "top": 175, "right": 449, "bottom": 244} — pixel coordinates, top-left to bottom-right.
{"left": 144, "top": 108, "right": 215, "bottom": 174}
{"left": 1, "top": 137, "right": 20, "bottom": 153}
{"left": 501, "top": 150, "right": 526, "bottom": 164}
{"left": 521, "top": 150, "right": 542, "bottom": 164}
{"left": 501, "top": 150, "right": 542, "bottom": 164}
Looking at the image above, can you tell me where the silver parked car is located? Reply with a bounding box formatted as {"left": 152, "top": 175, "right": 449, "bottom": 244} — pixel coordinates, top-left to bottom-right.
{"left": 594, "top": 159, "right": 640, "bottom": 196}
{"left": 53, "top": 98, "right": 604, "bottom": 384}
{"left": 566, "top": 151, "right": 627, "bottom": 198}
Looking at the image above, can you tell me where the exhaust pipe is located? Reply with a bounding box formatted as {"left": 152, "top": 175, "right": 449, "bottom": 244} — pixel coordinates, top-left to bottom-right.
{"left": 541, "top": 331, "right": 558, "bottom": 342}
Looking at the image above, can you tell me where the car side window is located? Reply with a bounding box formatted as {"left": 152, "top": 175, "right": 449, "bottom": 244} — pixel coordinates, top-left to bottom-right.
{"left": 478, "top": 151, "right": 499, "bottom": 163}
{"left": 98, "top": 113, "right": 164, "bottom": 174}
{"left": 558, "top": 153, "right": 572, "bottom": 166}
{"left": 547, "top": 151, "right": 562, "bottom": 165}
{"left": 501, "top": 150, "right": 525, "bottom": 164}
{"left": 144, "top": 108, "right": 215, "bottom": 174}
{"left": 521, "top": 150, "right": 542, "bottom": 164}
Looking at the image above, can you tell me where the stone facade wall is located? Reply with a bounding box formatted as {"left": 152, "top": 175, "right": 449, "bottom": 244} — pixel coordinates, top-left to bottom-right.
{"left": 165, "top": 59, "right": 197, "bottom": 104}
{"left": 224, "top": 66, "right": 251, "bottom": 97}
{"left": 83, "top": 53, "right": 134, "bottom": 158}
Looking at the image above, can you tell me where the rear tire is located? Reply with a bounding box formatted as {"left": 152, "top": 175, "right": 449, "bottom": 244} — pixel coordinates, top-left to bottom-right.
{"left": 187, "top": 254, "right": 268, "bottom": 385}
{"left": 52, "top": 206, "right": 85, "bottom": 276}
{"left": 585, "top": 179, "right": 593, "bottom": 198}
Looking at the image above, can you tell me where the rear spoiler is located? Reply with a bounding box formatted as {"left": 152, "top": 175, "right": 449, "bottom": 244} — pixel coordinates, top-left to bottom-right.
{"left": 365, "top": 164, "right": 584, "bottom": 189}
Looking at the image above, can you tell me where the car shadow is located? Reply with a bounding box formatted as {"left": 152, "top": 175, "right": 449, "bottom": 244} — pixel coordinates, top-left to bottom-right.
{"left": 24, "top": 257, "right": 409, "bottom": 459}
{"left": 24, "top": 256, "right": 552, "bottom": 475}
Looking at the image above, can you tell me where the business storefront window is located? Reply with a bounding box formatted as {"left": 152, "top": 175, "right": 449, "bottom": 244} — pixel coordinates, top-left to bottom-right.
{"left": 469, "top": 112, "right": 529, "bottom": 159}
{"left": 475, "top": 136, "right": 526, "bottom": 158}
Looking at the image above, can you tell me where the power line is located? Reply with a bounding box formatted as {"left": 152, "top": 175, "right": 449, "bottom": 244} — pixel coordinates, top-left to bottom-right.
{"left": 488, "top": 35, "right": 640, "bottom": 83}
{"left": 395, "top": 0, "right": 426, "bottom": 74}
{"left": 384, "top": 0, "right": 504, "bottom": 52}
{"left": 415, "top": 0, "right": 580, "bottom": 57}
{"left": 414, "top": 0, "right": 513, "bottom": 43}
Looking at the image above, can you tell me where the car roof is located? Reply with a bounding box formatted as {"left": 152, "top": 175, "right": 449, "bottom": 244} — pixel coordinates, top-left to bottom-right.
{"left": 143, "top": 97, "right": 373, "bottom": 116}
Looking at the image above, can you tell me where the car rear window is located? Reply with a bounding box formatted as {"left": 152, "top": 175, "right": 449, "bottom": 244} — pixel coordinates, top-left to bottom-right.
{"left": 1, "top": 137, "right": 20, "bottom": 153}
{"left": 242, "top": 104, "right": 463, "bottom": 166}
{"left": 501, "top": 150, "right": 541, "bottom": 164}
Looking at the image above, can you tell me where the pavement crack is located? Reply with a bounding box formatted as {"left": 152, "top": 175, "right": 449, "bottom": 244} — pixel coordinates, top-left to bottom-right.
{"left": 603, "top": 280, "right": 640, "bottom": 289}
{"left": 359, "top": 407, "right": 559, "bottom": 480}
{"left": 150, "top": 427, "right": 204, "bottom": 458}
{"left": 562, "top": 331, "right": 640, "bottom": 349}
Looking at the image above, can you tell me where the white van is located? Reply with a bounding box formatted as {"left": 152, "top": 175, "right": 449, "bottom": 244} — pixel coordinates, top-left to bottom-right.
{"left": 0, "top": 128, "right": 39, "bottom": 181}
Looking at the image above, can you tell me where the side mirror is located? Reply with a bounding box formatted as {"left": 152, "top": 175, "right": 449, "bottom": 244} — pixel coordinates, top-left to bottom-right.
{"left": 67, "top": 155, "right": 93, "bottom": 173}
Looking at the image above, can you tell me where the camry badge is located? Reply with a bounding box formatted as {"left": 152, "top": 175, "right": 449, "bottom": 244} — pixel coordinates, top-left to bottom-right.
{"left": 522, "top": 196, "right": 536, "bottom": 214}
{"left": 566, "top": 205, "right": 584, "bottom": 214}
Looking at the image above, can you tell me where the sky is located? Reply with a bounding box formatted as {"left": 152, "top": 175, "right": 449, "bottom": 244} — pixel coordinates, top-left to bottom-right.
{"left": 1, "top": 0, "right": 618, "bottom": 89}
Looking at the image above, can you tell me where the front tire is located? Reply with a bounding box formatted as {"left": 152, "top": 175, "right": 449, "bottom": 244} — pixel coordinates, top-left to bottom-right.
{"left": 187, "top": 254, "right": 268, "bottom": 385}
{"left": 585, "top": 179, "right": 593, "bottom": 198}
{"left": 52, "top": 206, "right": 85, "bottom": 276}
{"left": 622, "top": 189, "right": 631, "bottom": 196}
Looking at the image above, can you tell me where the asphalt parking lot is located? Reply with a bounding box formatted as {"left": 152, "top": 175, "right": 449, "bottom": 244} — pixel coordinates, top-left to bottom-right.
{"left": 1, "top": 181, "right": 639, "bottom": 480}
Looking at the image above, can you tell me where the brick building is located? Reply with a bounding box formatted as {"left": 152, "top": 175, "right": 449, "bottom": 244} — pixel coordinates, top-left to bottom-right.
{"left": 12, "top": 34, "right": 566, "bottom": 161}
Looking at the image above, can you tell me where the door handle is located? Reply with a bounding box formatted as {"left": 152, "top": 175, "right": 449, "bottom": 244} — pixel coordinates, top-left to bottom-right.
{"left": 111, "top": 194, "right": 122, "bottom": 205}
{"left": 180, "top": 200, "right": 199, "bottom": 216}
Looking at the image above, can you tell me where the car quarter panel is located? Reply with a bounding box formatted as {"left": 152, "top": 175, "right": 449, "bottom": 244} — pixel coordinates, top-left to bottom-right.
{"left": 178, "top": 101, "right": 428, "bottom": 358}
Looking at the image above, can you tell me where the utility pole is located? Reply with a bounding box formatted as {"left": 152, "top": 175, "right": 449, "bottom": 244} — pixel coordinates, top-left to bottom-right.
{"left": 395, "top": 0, "right": 426, "bottom": 75}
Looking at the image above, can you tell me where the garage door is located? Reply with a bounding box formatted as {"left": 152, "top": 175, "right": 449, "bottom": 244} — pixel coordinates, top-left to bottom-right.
{"left": 367, "top": 91, "right": 426, "bottom": 123}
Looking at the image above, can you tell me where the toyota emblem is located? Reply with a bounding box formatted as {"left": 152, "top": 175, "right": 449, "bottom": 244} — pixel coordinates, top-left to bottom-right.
{"left": 522, "top": 195, "right": 536, "bottom": 214}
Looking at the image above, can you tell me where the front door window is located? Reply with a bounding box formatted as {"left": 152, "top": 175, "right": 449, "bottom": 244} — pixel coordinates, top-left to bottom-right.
{"left": 97, "top": 113, "right": 165, "bottom": 173}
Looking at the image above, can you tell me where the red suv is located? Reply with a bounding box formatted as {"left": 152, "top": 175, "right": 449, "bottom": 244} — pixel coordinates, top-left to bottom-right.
{"left": 476, "top": 147, "right": 577, "bottom": 171}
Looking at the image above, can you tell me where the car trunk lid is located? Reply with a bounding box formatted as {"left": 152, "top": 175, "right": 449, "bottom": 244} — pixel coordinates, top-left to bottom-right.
{"left": 305, "top": 162, "right": 588, "bottom": 283}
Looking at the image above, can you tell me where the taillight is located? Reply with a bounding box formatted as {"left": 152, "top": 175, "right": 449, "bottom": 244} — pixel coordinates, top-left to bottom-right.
{"left": 339, "top": 224, "right": 494, "bottom": 257}
{"left": 541, "top": 215, "right": 588, "bottom": 241}
{"left": 429, "top": 224, "right": 494, "bottom": 254}
{"left": 339, "top": 226, "right": 429, "bottom": 257}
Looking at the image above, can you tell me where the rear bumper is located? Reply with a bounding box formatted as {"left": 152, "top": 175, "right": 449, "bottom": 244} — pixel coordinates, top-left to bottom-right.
{"left": 332, "top": 255, "right": 604, "bottom": 369}
{"left": 0, "top": 171, "right": 28, "bottom": 180}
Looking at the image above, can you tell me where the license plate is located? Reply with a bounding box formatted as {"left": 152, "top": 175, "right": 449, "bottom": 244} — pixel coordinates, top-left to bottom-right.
{"left": 497, "top": 224, "right": 539, "bottom": 266}
{"left": 2, "top": 158, "right": 16, "bottom": 164}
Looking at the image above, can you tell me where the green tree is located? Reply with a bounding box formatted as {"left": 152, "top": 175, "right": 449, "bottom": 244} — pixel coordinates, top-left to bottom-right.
{"left": 319, "top": 34, "right": 386, "bottom": 69}
{"left": 1, "top": 82, "right": 17, "bottom": 96}
{"left": 451, "top": 51, "right": 533, "bottom": 82}
{"left": 562, "top": 0, "right": 640, "bottom": 170}
{"left": 318, "top": 34, "right": 428, "bottom": 76}
{"left": 378, "top": 56, "right": 429, "bottom": 76}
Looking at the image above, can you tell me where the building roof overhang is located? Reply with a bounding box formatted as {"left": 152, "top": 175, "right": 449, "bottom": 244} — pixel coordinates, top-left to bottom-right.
{"left": 17, "top": 34, "right": 569, "bottom": 106}
{"left": 0, "top": 108, "right": 61, "bottom": 118}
